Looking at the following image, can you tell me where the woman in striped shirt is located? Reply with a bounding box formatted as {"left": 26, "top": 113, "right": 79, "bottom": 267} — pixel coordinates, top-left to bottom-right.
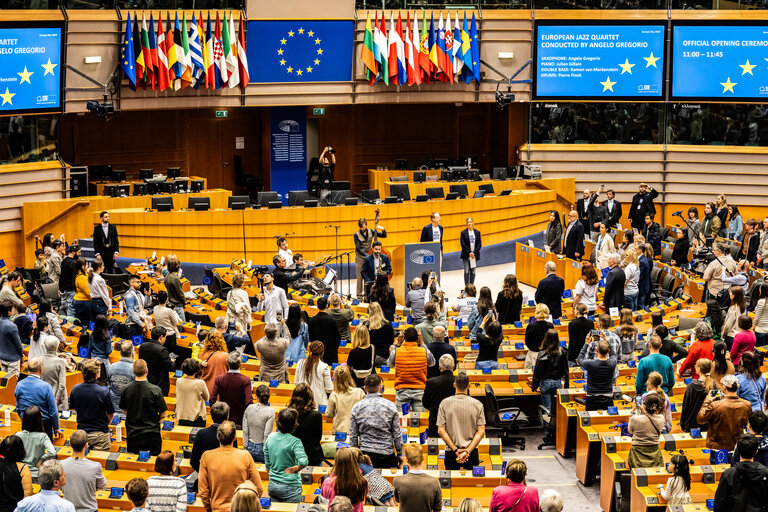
{"left": 147, "top": 451, "right": 187, "bottom": 512}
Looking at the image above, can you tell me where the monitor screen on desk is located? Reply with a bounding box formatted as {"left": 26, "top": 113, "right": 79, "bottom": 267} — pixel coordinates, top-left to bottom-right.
{"left": 188, "top": 197, "right": 210, "bottom": 211}
{"left": 492, "top": 167, "right": 507, "bottom": 180}
{"left": 190, "top": 180, "right": 205, "bottom": 193}
{"left": 449, "top": 167, "right": 468, "bottom": 181}
{"left": 229, "top": 196, "right": 249, "bottom": 210}
{"left": 139, "top": 169, "right": 154, "bottom": 181}
{"left": 152, "top": 197, "right": 173, "bottom": 211}
{"left": 440, "top": 170, "right": 453, "bottom": 182}
{"left": 413, "top": 171, "right": 426, "bottom": 183}
{"left": 167, "top": 167, "right": 181, "bottom": 179}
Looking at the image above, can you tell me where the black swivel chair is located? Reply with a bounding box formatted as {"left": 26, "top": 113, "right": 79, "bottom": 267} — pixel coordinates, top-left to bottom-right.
{"left": 483, "top": 384, "right": 528, "bottom": 451}
{"left": 361, "top": 189, "right": 381, "bottom": 203}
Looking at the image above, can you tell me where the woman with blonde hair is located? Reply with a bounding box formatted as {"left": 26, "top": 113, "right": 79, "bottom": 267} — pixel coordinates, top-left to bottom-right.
{"left": 326, "top": 365, "right": 365, "bottom": 434}
{"left": 523, "top": 304, "right": 554, "bottom": 369}
{"left": 230, "top": 481, "right": 261, "bottom": 512}
{"left": 294, "top": 340, "right": 333, "bottom": 406}
{"left": 456, "top": 498, "right": 483, "bottom": 512}
{"left": 226, "top": 273, "right": 251, "bottom": 330}
{"left": 366, "top": 302, "right": 394, "bottom": 366}
{"left": 623, "top": 248, "right": 640, "bottom": 311}
{"left": 197, "top": 330, "right": 230, "bottom": 395}
{"left": 346, "top": 325, "right": 376, "bottom": 388}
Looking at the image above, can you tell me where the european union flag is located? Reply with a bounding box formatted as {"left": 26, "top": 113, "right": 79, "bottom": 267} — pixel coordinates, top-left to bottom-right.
{"left": 247, "top": 20, "right": 354, "bottom": 83}
{"left": 121, "top": 14, "right": 137, "bottom": 90}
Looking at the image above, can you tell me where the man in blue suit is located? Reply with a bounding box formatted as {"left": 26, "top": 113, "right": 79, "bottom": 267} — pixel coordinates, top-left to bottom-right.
{"left": 535, "top": 261, "right": 565, "bottom": 319}
{"left": 361, "top": 242, "right": 391, "bottom": 295}
{"left": 420, "top": 212, "right": 444, "bottom": 251}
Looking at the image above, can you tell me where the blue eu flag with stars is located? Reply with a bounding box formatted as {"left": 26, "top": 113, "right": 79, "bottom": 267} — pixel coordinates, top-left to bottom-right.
{"left": 246, "top": 20, "right": 354, "bottom": 83}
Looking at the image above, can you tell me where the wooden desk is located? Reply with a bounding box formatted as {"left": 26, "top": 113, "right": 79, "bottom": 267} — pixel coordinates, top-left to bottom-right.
{"left": 104, "top": 187, "right": 559, "bottom": 265}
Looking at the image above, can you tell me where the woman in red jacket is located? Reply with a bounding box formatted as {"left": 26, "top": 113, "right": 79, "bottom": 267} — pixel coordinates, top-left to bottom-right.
{"left": 678, "top": 322, "right": 715, "bottom": 379}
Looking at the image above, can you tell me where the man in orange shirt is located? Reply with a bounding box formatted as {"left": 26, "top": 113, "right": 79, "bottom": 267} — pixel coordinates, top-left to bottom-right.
{"left": 388, "top": 327, "right": 436, "bottom": 412}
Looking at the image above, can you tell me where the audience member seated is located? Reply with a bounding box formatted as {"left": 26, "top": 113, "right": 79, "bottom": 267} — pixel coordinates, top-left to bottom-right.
{"left": 308, "top": 297, "right": 341, "bottom": 365}
{"left": 678, "top": 322, "right": 716, "bottom": 379}
{"left": 490, "top": 459, "right": 540, "bottom": 512}
{"left": 697, "top": 374, "right": 751, "bottom": 450}
{"left": 680, "top": 359, "right": 715, "bottom": 432}
{"left": 295, "top": 341, "right": 333, "bottom": 407}
{"left": 635, "top": 335, "right": 675, "bottom": 395}
{"left": 327, "top": 365, "right": 364, "bottom": 436}
{"left": 389, "top": 327, "right": 435, "bottom": 412}
{"left": 0, "top": 435, "right": 32, "bottom": 512}
{"left": 264, "top": 408, "right": 308, "bottom": 503}
{"left": 535, "top": 262, "right": 565, "bottom": 320}
{"left": 243, "top": 385, "right": 275, "bottom": 463}
{"left": 146, "top": 450, "right": 187, "bottom": 512}
{"left": 437, "top": 371, "right": 485, "bottom": 470}
{"left": 139, "top": 326, "right": 174, "bottom": 397}
{"left": 713, "top": 434, "right": 768, "bottom": 512}
{"left": 69, "top": 359, "right": 115, "bottom": 451}
{"left": 393, "top": 443, "right": 442, "bottom": 512}
{"left": 120, "top": 359, "right": 167, "bottom": 456}
{"left": 13, "top": 459, "right": 74, "bottom": 512}
{"left": 350, "top": 375, "right": 402, "bottom": 468}
{"left": 61, "top": 430, "right": 106, "bottom": 512}
{"left": 211, "top": 351, "right": 252, "bottom": 427}
{"left": 199, "top": 421, "right": 264, "bottom": 512}
{"left": 106, "top": 341, "right": 135, "bottom": 413}
{"left": 15, "top": 357, "right": 59, "bottom": 440}
{"left": 175, "top": 358, "right": 209, "bottom": 427}
{"left": 190, "top": 402, "right": 234, "bottom": 473}
{"left": 255, "top": 322, "right": 290, "bottom": 383}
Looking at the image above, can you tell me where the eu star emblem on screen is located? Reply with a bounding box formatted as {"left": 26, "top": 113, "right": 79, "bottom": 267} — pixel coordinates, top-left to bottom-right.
{"left": 247, "top": 20, "right": 354, "bottom": 83}
{"left": 0, "top": 27, "right": 61, "bottom": 112}
{"left": 534, "top": 23, "right": 665, "bottom": 99}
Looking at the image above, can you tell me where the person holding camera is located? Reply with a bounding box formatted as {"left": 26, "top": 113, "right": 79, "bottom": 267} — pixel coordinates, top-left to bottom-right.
{"left": 696, "top": 374, "right": 751, "bottom": 451}
{"left": 314, "top": 146, "right": 336, "bottom": 204}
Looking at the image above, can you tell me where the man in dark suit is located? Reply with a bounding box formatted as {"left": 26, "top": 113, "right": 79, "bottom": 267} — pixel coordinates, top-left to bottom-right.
{"left": 589, "top": 196, "right": 608, "bottom": 241}
{"left": 272, "top": 254, "right": 306, "bottom": 293}
{"left": 576, "top": 189, "right": 595, "bottom": 227}
{"left": 422, "top": 354, "right": 455, "bottom": 437}
{"left": 642, "top": 214, "right": 662, "bottom": 256}
{"left": 604, "top": 188, "right": 623, "bottom": 229}
{"left": 420, "top": 212, "right": 444, "bottom": 251}
{"left": 628, "top": 183, "right": 659, "bottom": 232}
{"left": 189, "top": 402, "right": 236, "bottom": 473}
{"left": 92, "top": 211, "right": 119, "bottom": 273}
{"left": 459, "top": 218, "right": 482, "bottom": 285}
{"left": 138, "top": 326, "right": 174, "bottom": 396}
{"left": 535, "top": 261, "right": 565, "bottom": 319}
{"left": 564, "top": 210, "right": 585, "bottom": 260}
{"left": 637, "top": 244, "right": 652, "bottom": 309}
{"left": 602, "top": 254, "right": 626, "bottom": 311}
{"left": 308, "top": 296, "right": 341, "bottom": 365}
{"left": 361, "top": 241, "right": 392, "bottom": 286}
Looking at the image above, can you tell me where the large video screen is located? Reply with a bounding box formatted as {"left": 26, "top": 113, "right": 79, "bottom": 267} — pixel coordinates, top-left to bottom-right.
{"left": 672, "top": 24, "right": 768, "bottom": 100}
{"left": 0, "top": 23, "right": 63, "bottom": 115}
{"left": 534, "top": 22, "right": 666, "bottom": 100}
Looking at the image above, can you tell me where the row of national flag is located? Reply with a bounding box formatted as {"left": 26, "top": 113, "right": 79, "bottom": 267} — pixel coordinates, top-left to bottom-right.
{"left": 121, "top": 11, "right": 249, "bottom": 91}
{"left": 360, "top": 11, "right": 480, "bottom": 86}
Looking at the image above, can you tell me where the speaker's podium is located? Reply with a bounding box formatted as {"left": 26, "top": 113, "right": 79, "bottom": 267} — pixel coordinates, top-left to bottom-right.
{"left": 391, "top": 242, "right": 442, "bottom": 304}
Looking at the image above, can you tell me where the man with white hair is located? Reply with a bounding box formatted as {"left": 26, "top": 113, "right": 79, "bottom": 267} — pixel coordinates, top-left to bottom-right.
{"left": 423, "top": 354, "right": 456, "bottom": 438}
{"left": 704, "top": 242, "right": 738, "bottom": 298}
{"left": 540, "top": 489, "right": 564, "bottom": 512}
{"left": 405, "top": 277, "right": 427, "bottom": 324}
{"left": 535, "top": 261, "right": 565, "bottom": 319}
{"left": 15, "top": 459, "right": 74, "bottom": 512}
{"left": 602, "top": 253, "right": 625, "bottom": 311}
{"left": 41, "top": 336, "right": 68, "bottom": 410}
{"left": 15, "top": 356, "right": 60, "bottom": 440}
{"left": 564, "top": 209, "right": 585, "bottom": 260}
{"left": 215, "top": 316, "right": 251, "bottom": 353}
{"left": 426, "top": 325, "right": 456, "bottom": 379}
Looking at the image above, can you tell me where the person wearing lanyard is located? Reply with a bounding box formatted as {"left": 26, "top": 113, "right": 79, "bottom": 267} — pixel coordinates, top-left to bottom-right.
{"left": 420, "top": 212, "right": 444, "bottom": 252}
{"left": 460, "top": 217, "right": 483, "bottom": 286}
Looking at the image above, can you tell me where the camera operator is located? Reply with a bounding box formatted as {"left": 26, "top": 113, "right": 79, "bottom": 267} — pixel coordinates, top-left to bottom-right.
{"left": 312, "top": 146, "right": 336, "bottom": 204}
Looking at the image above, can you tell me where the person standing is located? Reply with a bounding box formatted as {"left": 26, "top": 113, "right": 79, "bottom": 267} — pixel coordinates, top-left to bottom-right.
{"left": 354, "top": 218, "right": 387, "bottom": 300}
{"left": 47, "top": 240, "right": 64, "bottom": 284}
{"left": 315, "top": 146, "right": 336, "bottom": 205}
{"left": 13, "top": 460, "right": 74, "bottom": 512}
{"left": 535, "top": 262, "right": 565, "bottom": 320}
{"left": 389, "top": 327, "right": 435, "bottom": 412}
{"left": 420, "top": 212, "right": 444, "bottom": 252}
{"left": 40, "top": 337, "right": 67, "bottom": 411}
{"left": 146, "top": 451, "right": 187, "bottom": 512}
{"left": 361, "top": 242, "right": 392, "bottom": 298}
{"left": 60, "top": 430, "right": 107, "bottom": 512}
{"left": 489, "top": 460, "right": 540, "bottom": 512}
{"left": 69, "top": 360, "right": 115, "bottom": 451}
{"left": 210, "top": 352, "right": 253, "bottom": 427}
{"left": 190, "top": 402, "right": 234, "bottom": 473}
{"left": 423, "top": 354, "right": 456, "bottom": 438}
{"left": 294, "top": 341, "right": 333, "bottom": 407}
{"left": 604, "top": 189, "right": 623, "bottom": 229}
{"left": 255, "top": 322, "right": 290, "bottom": 383}
{"left": 460, "top": 217, "right": 482, "bottom": 285}
{"left": 349, "top": 375, "right": 403, "bottom": 468}
{"left": 697, "top": 374, "right": 751, "bottom": 450}
{"left": 563, "top": 210, "right": 585, "bottom": 260}
{"left": 642, "top": 214, "right": 662, "bottom": 256}
{"left": 227, "top": 274, "right": 252, "bottom": 331}
{"left": 139, "top": 326, "right": 174, "bottom": 397}
{"left": 242, "top": 385, "right": 275, "bottom": 463}
{"left": 531, "top": 330, "right": 569, "bottom": 444}
{"left": 0, "top": 303, "right": 23, "bottom": 377}
{"left": 635, "top": 335, "right": 675, "bottom": 395}
{"left": 326, "top": 365, "right": 365, "bottom": 435}
{"left": 328, "top": 294, "right": 354, "bottom": 343}
{"left": 393, "top": 443, "right": 443, "bottom": 512}
{"left": 627, "top": 394, "right": 665, "bottom": 469}
{"left": 602, "top": 253, "right": 625, "bottom": 312}
{"left": 163, "top": 255, "right": 186, "bottom": 322}
{"left": 175, "top": 358, "right": 209, "bottom": 428}
{"left": 0, "top": 435, "right": 32, "bottom": 512}
{"left": 256, "top": 273, "right": 288, "bottom": 325}
{"left": 88, "top": 261, "right": 111, "bottom": 318}
{"left": 15, "top": 357, "right": 60, "bottom": 440}
{"left": 437, "top": 372, "right": 486, "bottom": 470}
{"left": 579, "top": 339, "right": 617, "bottom": 411}
{"left": 120, "top": 359, "right": 167, "bottom": 456}
{"left": 92, "top": 211, "right": 119, "bottom": 273}
{"left": 106, "top": 341, "right": 135, "bottom": 413}
{"left": 263, "top": 409, "right": 308, "bottom": 503}
{"left": 59, "top": 244, "right": 80, "bottom": 317}
{"left": 308, "top": 297, "right": 341, "bottom": 365}
{"left": 628, "top": 183, "right": 658, "bottom": 233}
{"left": 544, "top": 210, "right": 563, "bottom": 254}
{"left": 576, "top": 189, "right": 595, "bottom": 228}
{"left": 713, "top": 434, "right": 768, "bottom": 512}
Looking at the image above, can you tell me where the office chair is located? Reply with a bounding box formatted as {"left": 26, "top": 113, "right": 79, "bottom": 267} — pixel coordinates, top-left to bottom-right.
{"left": 483, "top": 384, "right": 527, "bottom": 451}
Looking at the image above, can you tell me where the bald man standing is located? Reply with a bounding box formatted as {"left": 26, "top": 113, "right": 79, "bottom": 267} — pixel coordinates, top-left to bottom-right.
{"left": 535, "top": 262, "right": 565, "bottom": 319}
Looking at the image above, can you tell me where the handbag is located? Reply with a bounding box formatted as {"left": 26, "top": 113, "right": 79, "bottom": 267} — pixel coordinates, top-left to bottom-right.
{"left": 352, "top": 347, "right": 375, "bottom": 379}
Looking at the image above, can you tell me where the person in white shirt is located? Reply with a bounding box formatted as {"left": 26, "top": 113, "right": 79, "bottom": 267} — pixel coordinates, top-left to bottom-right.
{"left": 623, "top": 248, "right": 640, "bottom": 312}
{"left": 595, "top": 223, "right": 616, "bottom": 271}
{"left": 256, "top": 273, "right": 288, "bottom": 324}
{"left": 277, "top": 237, "right": 295, "bottom": 270}
{"left": 452, "top": 284, "right": 478, "bottom": 324}
{"left": 60, "top": 430, "right": 107, "bottom": 512}
{"left": 29, "top": 316, "right": 57, "bottom": 360}
{"left": 294, "top": 340, "right": 333, "bottom": 406}
{"left": 227, "top": 273, "right": 252, "bottom": 331}
{"left": 89, "top": 260, "right": 112, "bottom": 318}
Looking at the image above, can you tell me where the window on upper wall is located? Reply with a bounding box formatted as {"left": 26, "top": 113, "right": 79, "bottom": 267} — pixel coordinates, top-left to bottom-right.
{"left": 0, "top": 115, "right": 59, "bottom": 165}
{"left": 530, "top": 103, "right": 662, "bottom": 145}
{"left": 668, "top": 104, "right": 768, "bottom": 147}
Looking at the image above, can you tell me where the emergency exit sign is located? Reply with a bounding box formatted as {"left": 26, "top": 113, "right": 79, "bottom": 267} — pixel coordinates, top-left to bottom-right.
{"left": 313, "top": 108, "right": 325, "bottom": 115}
{"left": 215, "top": 110, "right": 228, "bottom": 118}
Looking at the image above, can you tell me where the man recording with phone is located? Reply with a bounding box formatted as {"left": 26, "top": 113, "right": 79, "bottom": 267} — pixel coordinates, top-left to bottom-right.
{"left": 313, "top": 146, "right": 336, "bottom": 205}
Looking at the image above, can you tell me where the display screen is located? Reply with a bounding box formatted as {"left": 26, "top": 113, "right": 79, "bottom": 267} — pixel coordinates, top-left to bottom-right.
{"left": 534, "top": 22, "right": 665, "bottom": 100}
{"left": 672, "top": 24, "right": 768, "bottom": 100}
{"left": 0, "top": 24, "right": 63, "bottom": 114}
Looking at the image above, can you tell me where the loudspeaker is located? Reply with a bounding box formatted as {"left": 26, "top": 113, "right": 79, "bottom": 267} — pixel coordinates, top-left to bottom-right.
{"left": 70, "top": 169, "right": 88, "bottom": 198}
